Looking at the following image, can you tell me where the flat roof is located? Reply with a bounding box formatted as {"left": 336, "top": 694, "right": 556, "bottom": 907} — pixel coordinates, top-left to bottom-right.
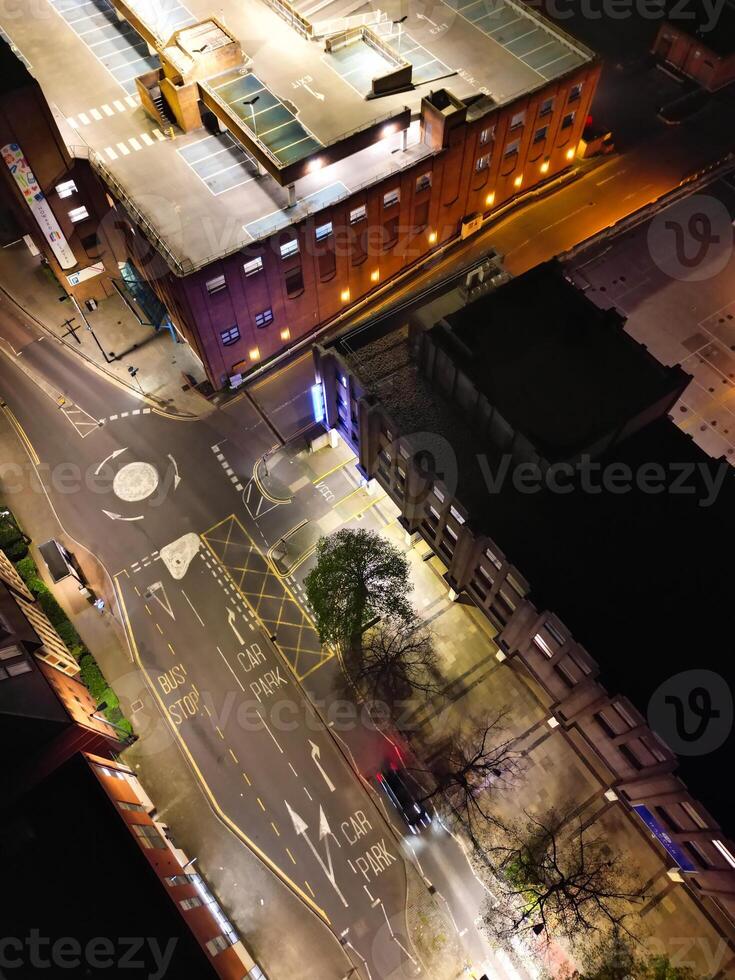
{"left": 440, "top": 262, "right": 681, "bottom": 460}
{"left": 666, "top": 0, "right": 735, "bottom": 56}
{"left": 0, "top": 0, "right": 593, "bottom": 270}
{"left": 334, "top": 292, "right": 735, "bottom": 830}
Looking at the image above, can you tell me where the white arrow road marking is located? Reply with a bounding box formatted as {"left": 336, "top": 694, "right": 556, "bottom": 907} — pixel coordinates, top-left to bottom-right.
{"left": 95, "top": 447, "right": 127, "bottom": 475}
{"left": 286, "top": 802, "right": 349, "bottom": 907}
{"left": 227, "top": 607, "right": 244, "bottom": 644}
{"left": 309, "top": 740, "right": 336, "bottom": 793}
{"left": 167, "top": 453, "right": 181, "bottom": 490}
{"left": 146, "top": 581, "right": 175, "bottom": 619}
{"left": 102, "top": 509, "right": 144, "bottom": 521}
{"left": 303, "top": 82, "right": 325, "bottom": 101}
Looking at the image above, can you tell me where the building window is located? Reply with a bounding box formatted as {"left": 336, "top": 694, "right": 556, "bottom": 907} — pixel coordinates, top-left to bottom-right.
{"left": 504, "top": 139, "right": 520, "bottom": 157}
{"left": 415, "top": 172, "right": 431, "bottom": 193}
{"left": 254, "top": 308, "right": 273, "bottom": 328}
{"left": 243, "top": 256, "right": 263, "bottom": 276}
{"left": 165, "top": 875, "right": 194, "bottom": 886}
{"left": 132, "top": 824, "right": 167, "bottom": 850}
{"left": 544, "top": 620, "right": 565, "bottom": 645}
{"left": 68, "top": 205, "right": 89, "bottom": 223}
{"left": 485, "top": 545, "right": 502, "bottom": 569}
{"left": 284, "top": 265, "right": 304, "bottom": 296}
{"left": 220, "top": 325, "right": 240, "bottom": 346}
{"left": 206, "top": 274, "right": 227, "bottom": 295}
{"left": 433, "top": 485, "right": 445, "bottom": 503}
{"left": 383, "top": 188, "right": 400, "bottom": 209}
{"left": 206, "top": 936, "right": 232, "bottom": 957}
{"left": 712, "top": 840, "right": 735, "bottom": 869}
{"left": 540, "top": 97, "right": 554, "bottom": 116}
{"left": 315, "top": 221, "right": 333, "bottom": 242}
{"left": 533, "top": 633, "right": 554, "bottom": 658}
{"left": 479, "top": 126, "right": 494, "bottom": 145}
{"left": 280, "top": 239, "right": 299, "bottom": 259}
{"left": 349, "top": 204, "right": 367, "bottom": 223}
{"left": 449, "top": 505, "right": 465, "bottom": 524}
{"left": 510, "top": 110, "right": 525, "bottom": 129}
{"left": 680, "top": 801, "right": 707, "bottom": 828}
{"left": 117, "top": 801, "right": 147, "bottom": 812}
{"left": 534, "top": 125, "right": 548, "bottom": 143}
{"left": 475, "top": 153, "right": 491, "bottom": 172}
{"left": 569, "top": 82, "right": 583, "bottom": 101}
{"left": 6, "top": 660, "right": 31, "bottom": 676}
{"left": 56, "top": 179, "right": 77, "bottom": 198}
{"left": 561, "top": 111, "right": 575, "bottom": 129}
{"left": 180, "top": 896, "right": 203, "bottom": 910}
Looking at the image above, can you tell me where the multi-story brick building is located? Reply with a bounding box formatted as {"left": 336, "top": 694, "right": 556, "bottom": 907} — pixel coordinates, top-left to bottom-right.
{"left": 652, "top": 1, "right": 735, "bottom": 92}
{"left": 0, "top": 0, "right": 599, "bottom": 389}
{"left": 314, "top": 259, "right": 735, "bottom": 959}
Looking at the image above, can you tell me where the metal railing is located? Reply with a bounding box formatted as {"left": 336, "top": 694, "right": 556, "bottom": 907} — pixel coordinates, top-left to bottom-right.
{"left": 259, "top": 0, "right": 314, "bottom": 36}
{"left": 198, "top": 81, "right": 283, "bottom": 170}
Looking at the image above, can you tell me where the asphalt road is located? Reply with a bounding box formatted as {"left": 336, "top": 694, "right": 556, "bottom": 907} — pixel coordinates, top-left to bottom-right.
{"left": 0, "top": 316, "right": 418, "bottom": 980}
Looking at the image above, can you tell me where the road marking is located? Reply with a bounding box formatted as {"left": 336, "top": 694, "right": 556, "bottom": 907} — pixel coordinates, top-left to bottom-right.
{"left": 116, "top": 142, "right": 130, "bottom": 155}
{"left": 271, "top": 821, "right": 281, "bottom": 837}
{"left": 217, "top": 644, "right": 245, "bottom": 691}
{"left": 113, "top": 574, "right": 331, "bottom": 924}
{"left": 304, "top": 880, "right": 315, "bottom": 899}
{"left": 216, "top": 725, "right": 225, "bottom": 740}
{"left": 203, "top": 704, "right": 211, "bottom": 717}
{"left": 309, "top": 740, "right": 335, "bottom": 793}
{"left": 257, "top": 797, "right": 266, "bottom": 812}
{"left": 227, "top": 606, "right": 245, "bottom": 645}
{"left": 181, "top": 588, "right": 205, "bottom": 626}
{"left": 156, "top": 622, "right": 163, "bottom": 634}
{"left": 286, "top": 803, "right": 349, "bottom": 907}
{"left": 258, "top": 709, "right": 284, "bottom": 753}
{"left": 168, "top": 642, "right": 176, "bottom": 657}
{"left": 229, "top": 748, "right": 239, "bottom": 764}
{"left": 242, "top": 771, "right": 251, "bottom": 785}
{"left": 304, "top": 787, "right": 313, "bottom": 801}
{"left": 286, "top": 847, "right": 297, "bottom": 865}
{"left": 289, "top": 763, "right": 299, "bottom": 777}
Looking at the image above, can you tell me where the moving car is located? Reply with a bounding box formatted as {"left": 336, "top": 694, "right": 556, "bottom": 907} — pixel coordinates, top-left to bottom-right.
{"left": 376, "top": 765, "right": 431, "bottom": 835}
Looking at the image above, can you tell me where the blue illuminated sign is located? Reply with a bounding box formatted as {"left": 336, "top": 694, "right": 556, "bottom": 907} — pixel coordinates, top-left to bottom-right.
{"left": 310, "top": 382, "right": 325, "bottom": 424}
{"left": 633, "top": 805, "right": 697, "bottom": 871}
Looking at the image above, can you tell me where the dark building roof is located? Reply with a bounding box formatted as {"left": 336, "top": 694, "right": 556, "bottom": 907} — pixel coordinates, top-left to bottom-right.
{"left": 0, "top": 753, "right": 218, "bottom": 978}
{"left": 335, "top": 263, "right": 735, "bottom": 829}
{"left": 0, "top": 39, "right": 32, "bottom": 96}
{"left": 439, "top": 262, "right": 683, "bottom": 462}
{"left": 667, "top": 0, "right": 735, "bottom": 56}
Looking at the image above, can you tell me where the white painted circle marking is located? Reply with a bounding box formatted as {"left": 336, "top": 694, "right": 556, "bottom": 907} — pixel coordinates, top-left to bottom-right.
{"left": 113, "top": 461, "right": 159, "bottom": 502}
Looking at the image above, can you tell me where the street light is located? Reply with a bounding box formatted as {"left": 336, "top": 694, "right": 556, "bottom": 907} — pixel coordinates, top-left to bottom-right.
{"left": 90, "top": 702, "right": 136, "bottom": 743}
{"left": 242, "top": 96, "right": 260, "bottom": 135}
{"left": 127, "top": 364, "right": 144, "bottom": 394}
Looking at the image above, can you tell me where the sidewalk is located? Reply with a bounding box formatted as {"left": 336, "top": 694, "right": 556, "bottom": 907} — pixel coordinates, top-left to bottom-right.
{"left": 0, "top": 241, "right": 211, "bottom": 418}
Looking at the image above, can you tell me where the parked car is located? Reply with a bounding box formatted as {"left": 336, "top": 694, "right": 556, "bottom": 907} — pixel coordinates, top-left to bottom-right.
{"left": 376, "top": 765, "right": 431, "bottom": 835}
{"left": 38, "top": 539, "right": 74, "bottom": 584}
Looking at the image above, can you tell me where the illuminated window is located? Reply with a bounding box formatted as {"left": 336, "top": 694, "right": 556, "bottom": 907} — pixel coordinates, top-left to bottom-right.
{"left": 68, "top": 205, "right": 89, "bottom": 223}
{"left": 533, "top": 633, "right": 554, "bottom": 658}
{"left": 475, "top": 153, "right": 490, "bottom": 172}
{"left": 56, "top": 179, "right": 77, "bottom": 198}
{"left": 220, "top": 325, "right": 240, "bottom": 346}
{"left": 280, "top": 238, "right": 299, "bottom": 259}
{"left": 534, "top": 125, "right": 548, "bottom": 143}
{"left": 504, "top": 139, "right": 520, "bottom": 157}
{"left": 315, "top": 221, "right": 333, "bottom": 242}
{"left": 206, "top": 274, "right": 227, "bottom": 294}
{"left": 254, "top": 308, "right": 273, "bottom": 328}
{"left": 561, "top": 111, "right": 575, "bottom": 130}
{"left": 349, "top": 204, "right": 367, "bottom": 224}
{"left": 180, "top": 897, "right": 203, "bottom": 910}
{"left": 243, "top": 256, "right": 263, "bottom": 276}
{"left": 479, "top": 126, "right": 494, "bottom": 145}
{"left": 383, "top": 188, "right": 400, "bottom": 209}
{"left": 569, "top": 82, "right": 583, "bottom": 101}
{"left": 206, "top": 936, "right": 231, "bottom": 957}
{"left": 132, "top": 824, "right": 167, "bottom": 850}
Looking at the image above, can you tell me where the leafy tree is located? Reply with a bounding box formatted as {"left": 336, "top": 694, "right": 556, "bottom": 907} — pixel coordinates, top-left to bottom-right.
{"left": 480, "top": 808, "right": 643, "bottom": 953}
{"left": 556, "top": 930, "right": 703, "bottom": 980}
{"left": 345, "top": 615, "right": 441, "bottom": 715}
{"left": 410, "top": 711, "right": 521, "bottom": 834}
{"left": 305, "top": 529, "right": 413, "bottom": 655}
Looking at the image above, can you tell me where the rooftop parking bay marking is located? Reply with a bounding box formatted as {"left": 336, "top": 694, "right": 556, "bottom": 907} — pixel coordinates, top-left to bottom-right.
{"left": 202, "top": 515, "right": 332, "bottom": 680}
{"left": 440, "top": 0, "right": 586, "bottom": 80}
{"left": 178, "top": 133, "right": 258, "bottom": 195}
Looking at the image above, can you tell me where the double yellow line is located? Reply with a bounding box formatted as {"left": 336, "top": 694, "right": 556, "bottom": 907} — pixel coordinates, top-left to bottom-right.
{"left": 1, "top": 403, "right": 40, "bottom": 465}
